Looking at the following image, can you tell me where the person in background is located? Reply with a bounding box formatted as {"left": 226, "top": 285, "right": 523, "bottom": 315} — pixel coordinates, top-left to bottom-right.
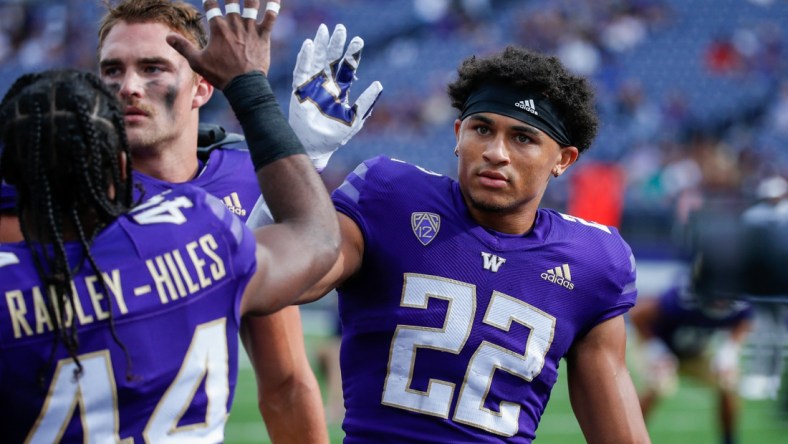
{"left": 742, "top": 175, "right": 788, "bottom": 224}
{"left": 630, "top": 278, "right": 753, "bottom": 444}
{"left": 738, "top": 174, "right": 788, "bottom": 410}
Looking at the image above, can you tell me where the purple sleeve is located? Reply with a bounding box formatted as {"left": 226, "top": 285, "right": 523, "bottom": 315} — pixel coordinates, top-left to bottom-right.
{"left": 586, "top": 228, "right": 638, "bottom": 331}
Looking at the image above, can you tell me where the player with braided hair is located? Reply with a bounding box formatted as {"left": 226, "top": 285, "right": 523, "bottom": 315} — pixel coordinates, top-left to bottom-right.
{"left": 0, "top": 2, "right": 340, "bottom": 442}
{"left": 0, "top": 70, "right": 135, "bottom": 382}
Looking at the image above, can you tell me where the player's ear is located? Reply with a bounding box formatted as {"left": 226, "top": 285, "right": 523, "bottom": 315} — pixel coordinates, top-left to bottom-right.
{"left": 553, "top": 145, "right": 579, "bottom": 177}
{"left": 192, "top": 75, "right": 214, "bottom": 109}
{"left": 454, "top": 118, "right": 462, "bottom": 140}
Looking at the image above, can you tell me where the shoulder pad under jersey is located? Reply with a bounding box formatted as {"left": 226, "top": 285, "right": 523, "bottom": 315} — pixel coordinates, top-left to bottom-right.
{"left": 197, "top": 123, "right": 247, "bottom": 161}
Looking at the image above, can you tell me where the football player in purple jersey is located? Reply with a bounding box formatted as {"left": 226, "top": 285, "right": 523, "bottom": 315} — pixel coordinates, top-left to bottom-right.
{"left": 630, "top": 284, "right": 753, "bottom": 444}
{"left": 97, "top": 1, "right": 376, "bottom": 442}
{"left": 247, "top": 43, "right": 651, "bottom": 442}
{"left": 0, "top": 1, "right": 340, "bottom": 443}
{"left": 95, "top": 1, "right": 328, "bottom": 437}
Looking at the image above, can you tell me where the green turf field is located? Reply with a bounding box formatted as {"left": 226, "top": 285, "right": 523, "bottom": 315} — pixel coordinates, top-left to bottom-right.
{"left": 224, "top": 333, "right": 788, "bottom": 444}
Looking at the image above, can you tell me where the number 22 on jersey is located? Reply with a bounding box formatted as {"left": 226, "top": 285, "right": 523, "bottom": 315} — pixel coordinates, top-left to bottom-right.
{"left": 382, "top": 274, "right": 556, "bottom": 437}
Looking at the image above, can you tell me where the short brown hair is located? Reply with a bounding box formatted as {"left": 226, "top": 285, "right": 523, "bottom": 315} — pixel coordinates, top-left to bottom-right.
{"left": 97, "top": 0, "right": 207, "bottom": 54}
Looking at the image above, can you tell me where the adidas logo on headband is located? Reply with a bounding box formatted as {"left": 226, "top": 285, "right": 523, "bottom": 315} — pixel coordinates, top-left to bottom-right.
{"left": 460, "top": 83, "right": 572, "bottom": 146}
{"left": 515, "top": 99, "right": 538, "bottom": 115}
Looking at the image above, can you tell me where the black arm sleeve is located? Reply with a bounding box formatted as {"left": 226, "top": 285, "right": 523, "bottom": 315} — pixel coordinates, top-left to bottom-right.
{"left": 223, "top": 71, "right": 306, "bottom": 170}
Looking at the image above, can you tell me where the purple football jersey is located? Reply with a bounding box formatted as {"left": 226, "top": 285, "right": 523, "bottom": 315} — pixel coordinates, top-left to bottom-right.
{"left": 653, "top": 286, "right": 753, "bottom": 358}
{"left": 133, "top": 145, "right": 259, "bottom": 222}
{"left": 332, "top": 156, "right": 638, "bottom": 443}
{"left": 0, "top": 185, "right": 256, "bottom": 443}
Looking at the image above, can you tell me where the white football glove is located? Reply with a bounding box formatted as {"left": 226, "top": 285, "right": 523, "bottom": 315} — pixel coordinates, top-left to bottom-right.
{"left": 249, "top": 24, "right": 382, "bottom": 231}
{"left": 289, "top": 23, "right": 383, "bottom": 172}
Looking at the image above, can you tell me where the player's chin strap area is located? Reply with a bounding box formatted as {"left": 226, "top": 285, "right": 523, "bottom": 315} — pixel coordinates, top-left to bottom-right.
{"left": 197, "top": 122, "right": 247, "bottom": 160}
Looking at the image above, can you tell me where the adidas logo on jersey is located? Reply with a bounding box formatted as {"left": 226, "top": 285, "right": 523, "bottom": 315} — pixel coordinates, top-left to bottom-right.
{"left": 222, "top": 192, "right": 246, "bottom": 217}
{"left": 515, "top": 99, "right": 538, "bottom": 115}
{"left": 541, "top": 264, "right": 574, "bottom": 290}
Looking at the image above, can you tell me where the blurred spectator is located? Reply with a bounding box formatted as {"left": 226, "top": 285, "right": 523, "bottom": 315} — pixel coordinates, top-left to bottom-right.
{"left": 766, "top": 81, "right": 788, "bottom": 138}
{"left": 412, "top": 0, "right": 450, "bottom": 24}
{"left": 600, "top": 8, "right": 648, "bottom": 53}
{"left": 705, "top": 33, "right": 744, "bottom": 74}
{"left": 0, "top": 2, "right": 28, "bottom": 64}
{"left": 742, "top": 175, "right": 788, "bottom": 223}
{"left": 612, "top": 79, "right": 662, "bottom": 143}
{"left": 556, "top": 34, "right": 601, "bottom": 76}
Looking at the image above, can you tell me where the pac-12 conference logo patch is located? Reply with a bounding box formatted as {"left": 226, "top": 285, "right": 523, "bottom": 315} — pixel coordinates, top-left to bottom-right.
{"left": 411, "top": 212, "right": 440, "bottom": 246}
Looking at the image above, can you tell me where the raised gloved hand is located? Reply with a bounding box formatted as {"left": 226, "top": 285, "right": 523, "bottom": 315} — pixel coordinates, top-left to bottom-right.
{"left": 289, "top": 23, "right": 383, "bottom": 172}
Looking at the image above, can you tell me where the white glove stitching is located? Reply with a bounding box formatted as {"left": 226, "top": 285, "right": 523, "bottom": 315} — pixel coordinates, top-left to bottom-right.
{"left": 288, "top": 23, "right": 382, "bottom": 171}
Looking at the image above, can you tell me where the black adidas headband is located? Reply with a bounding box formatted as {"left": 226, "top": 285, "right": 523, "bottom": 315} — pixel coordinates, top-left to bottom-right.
{"left": 459, "top": 83, "right": 572, "bottom": 147}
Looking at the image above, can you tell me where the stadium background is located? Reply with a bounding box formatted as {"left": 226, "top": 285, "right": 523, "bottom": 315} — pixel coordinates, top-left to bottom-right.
{"left": 1, "top": 0, "right": 787, "bottom": 442}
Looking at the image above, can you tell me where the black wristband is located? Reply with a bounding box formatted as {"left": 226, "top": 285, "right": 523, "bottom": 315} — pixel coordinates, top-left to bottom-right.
{"left": 223, "top": 71, "right": 306, "bottom": 170}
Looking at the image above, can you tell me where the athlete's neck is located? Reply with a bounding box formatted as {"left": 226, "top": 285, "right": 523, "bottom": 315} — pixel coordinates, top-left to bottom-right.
{"left": 133, "top": 154, "right": 200, "bottom": 183}
{"left": 470, "top": 208, "right": 537, "bottom": 235}
{"left": 131, "top": 142, "right": 200, "bottom": 183}
{"left": 22, "top": 208, "right": 101, "bottom": 243}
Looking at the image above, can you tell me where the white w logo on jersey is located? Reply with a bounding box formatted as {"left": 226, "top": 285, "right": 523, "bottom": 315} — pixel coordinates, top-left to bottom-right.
{"left": 481, "top": 252, "right": 506, "bottom": 272}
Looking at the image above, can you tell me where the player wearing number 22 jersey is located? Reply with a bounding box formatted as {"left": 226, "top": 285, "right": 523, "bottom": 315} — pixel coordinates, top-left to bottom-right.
{"left": 0, "top": 186, "right": 255, "bottom": 443}
{"left": 335, "top": 156, "right": 637, "bottom": 443}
